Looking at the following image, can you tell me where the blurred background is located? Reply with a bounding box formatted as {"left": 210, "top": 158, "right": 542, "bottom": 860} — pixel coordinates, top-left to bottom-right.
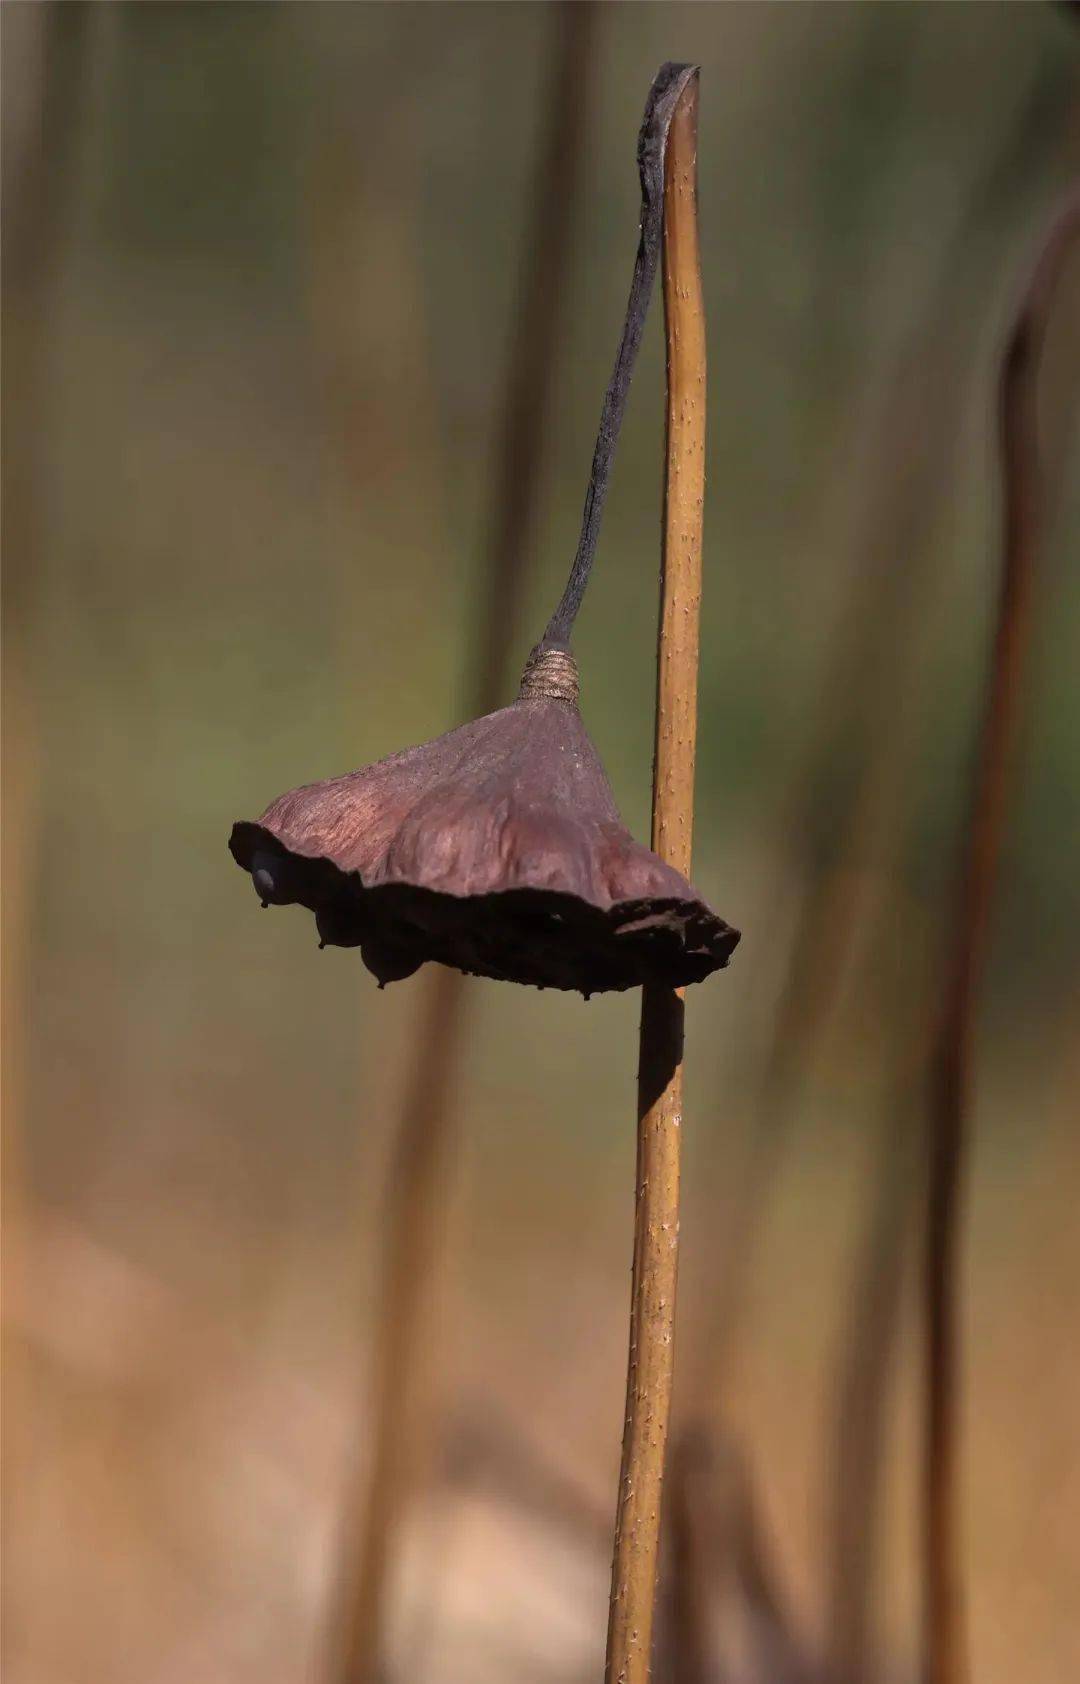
{"left": 3, "top": 4, "right": 1079, "bottom": 1682}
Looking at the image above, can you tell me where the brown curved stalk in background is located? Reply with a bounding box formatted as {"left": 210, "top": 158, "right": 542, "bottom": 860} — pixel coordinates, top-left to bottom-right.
{"left": 821, "top": 82, "right": 1079, "bottom": 1684}
{"left": 692, "top": 68, "right": 1078, "bottom": 1427}
{"left": 328, "top": 7, "right": 598, "bottom": 1679}
{"left": 605, "top": 70, "right": 705, "bottom": 1684}
{"left": 923, "top": 185, "right": 1080, "bottom": 1684}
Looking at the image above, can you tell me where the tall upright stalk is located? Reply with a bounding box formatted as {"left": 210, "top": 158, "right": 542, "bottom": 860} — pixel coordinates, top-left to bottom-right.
{"left": 691, "top": 66, "right": 1075, "bottom": 1415}
{"left": 605, "top": 69, "right": 705, "bottom": 1684}
{"left": 2, "top": 10, "right": 90, "bottom": 1658}
{"left": 822, "top": 93, "right": 1078, "bottom": 1684}
{"left": 328, "top": 8, "right": 597, "bottom": 1678}
{"left": 922, "top": 186, "right": 1080, "bottom": 1684}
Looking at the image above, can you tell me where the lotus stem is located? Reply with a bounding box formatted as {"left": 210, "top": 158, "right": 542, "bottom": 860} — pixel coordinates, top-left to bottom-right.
{"left": 605, "top": 68, "right": 704, "bottom": 1684}
{"left": 922, "top": 186, "right": 1080, "bottom": 1684}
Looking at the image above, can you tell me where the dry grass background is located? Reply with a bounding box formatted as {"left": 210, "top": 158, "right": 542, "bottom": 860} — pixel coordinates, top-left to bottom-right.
{"left": 3, "top": 5, "right": 1080, "bottom": 1682}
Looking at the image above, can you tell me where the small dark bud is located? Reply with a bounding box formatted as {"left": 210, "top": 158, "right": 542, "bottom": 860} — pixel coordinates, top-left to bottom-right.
{"left": 251, "top": 851, "right": 294, "bottom": 906}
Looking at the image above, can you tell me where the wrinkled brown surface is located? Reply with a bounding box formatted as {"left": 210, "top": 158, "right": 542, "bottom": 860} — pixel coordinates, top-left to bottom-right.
{"left": 229, "top": 696, "right": 739, "bottom": 992}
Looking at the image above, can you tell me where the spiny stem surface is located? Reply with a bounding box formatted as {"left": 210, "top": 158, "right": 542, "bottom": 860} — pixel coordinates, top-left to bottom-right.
{"left": 605, "top": 68, "right": 704, "bottom": 1684}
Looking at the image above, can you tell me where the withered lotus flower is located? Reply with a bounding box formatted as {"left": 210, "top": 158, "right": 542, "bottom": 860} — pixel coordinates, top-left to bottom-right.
{"left": 229, "top": 63, "right": 739, "bottom": 995}
{"left": 230, "top": 648, "right": 738, "bottom": 993}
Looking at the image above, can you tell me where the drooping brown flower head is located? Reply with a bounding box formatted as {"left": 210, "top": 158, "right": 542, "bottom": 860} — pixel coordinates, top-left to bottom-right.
{"left": 229, "top": 64, "right": 739, "bottom": 996}
{"left": 230, "top": 647, "right": 738, "bottom": 994}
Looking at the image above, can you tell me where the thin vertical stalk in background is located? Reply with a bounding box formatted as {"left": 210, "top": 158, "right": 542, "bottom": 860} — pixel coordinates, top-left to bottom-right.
{"left": 662, "top": 1433, "right": 730, "bottom": 1684}
{"left": 605, "top": 70, "right": 705, "bottom": 1684}
{"left": 827, "top": 1089, "right": 914, "bottom": 1684}
{"left": 329, "top": 8, "right": 597, "bottom": 1679}
{"left": 467, "top": 4, "right": 599, "bottom": 713}
{"left": 692, "top": 64, "right": 1078, "bottom": 1416}
{"left": 922, "top": 187, "right": 1080, "bottom": 1684}
{"left": 816, "top": 80, "right": 1077, "bottom": 1684}
{"left": 656, "top": 77, "right": 1075, "bottom": 1682}
{"left": 662, "top": 1426, "right": 813, "bottom": 1684}
{"left": 2, "top": 10, "right": 90, "bottom": 1665}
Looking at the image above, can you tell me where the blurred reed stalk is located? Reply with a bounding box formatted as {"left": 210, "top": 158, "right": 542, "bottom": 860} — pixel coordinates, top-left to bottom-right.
{"left": 2, "top": 8, "right": 90, "bottom": 1655}
{"left": 661, "top": 74, "right": 1076, "bottom": 1684}
{"left": 820, "top": 77, "right": 1079, "bottom": 1684}
{"left": 922, "top": 187, "right": 1080, "bottom": 1684}
{"left": 827, "top": 1091, "right": 915, "bottom": 1684}
{"left": 2, "top": 5, "right": 87, "bottom": 1150}
{"left": 662, "top": 1433, "right": 712, "bottom": 1684}
{"left": 661, "top": 1425, "right": 814, "bottom": 1684}
{"left": 693, "top": 57, "right": 1078, "bottom": 1417}
{"left": 605, "top": 70, "right": 704, "bottom": 1684}
{"left": 328, "top": 7, "right": 598, "bottom": 1679}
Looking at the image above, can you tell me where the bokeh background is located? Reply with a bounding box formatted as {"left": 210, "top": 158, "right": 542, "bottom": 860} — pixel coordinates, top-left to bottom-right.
{"left": 3, "top": 4, "right": 1079, "bottom": 1683}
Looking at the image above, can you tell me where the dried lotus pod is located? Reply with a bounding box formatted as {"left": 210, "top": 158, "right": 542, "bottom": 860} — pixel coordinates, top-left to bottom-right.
{"left": 230, "top": 646, "right": 737, "bottom": 993}
{"left": 230, "top": 62, "right": 739, "bottom": 995}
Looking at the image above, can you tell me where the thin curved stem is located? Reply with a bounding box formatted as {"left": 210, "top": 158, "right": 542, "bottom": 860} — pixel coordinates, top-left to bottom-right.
{"left": 922, "top": 185, "right": 1080, "bottom": 1684}
{"left": 540, "top": 62, "right": 696, "bottom": 651}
